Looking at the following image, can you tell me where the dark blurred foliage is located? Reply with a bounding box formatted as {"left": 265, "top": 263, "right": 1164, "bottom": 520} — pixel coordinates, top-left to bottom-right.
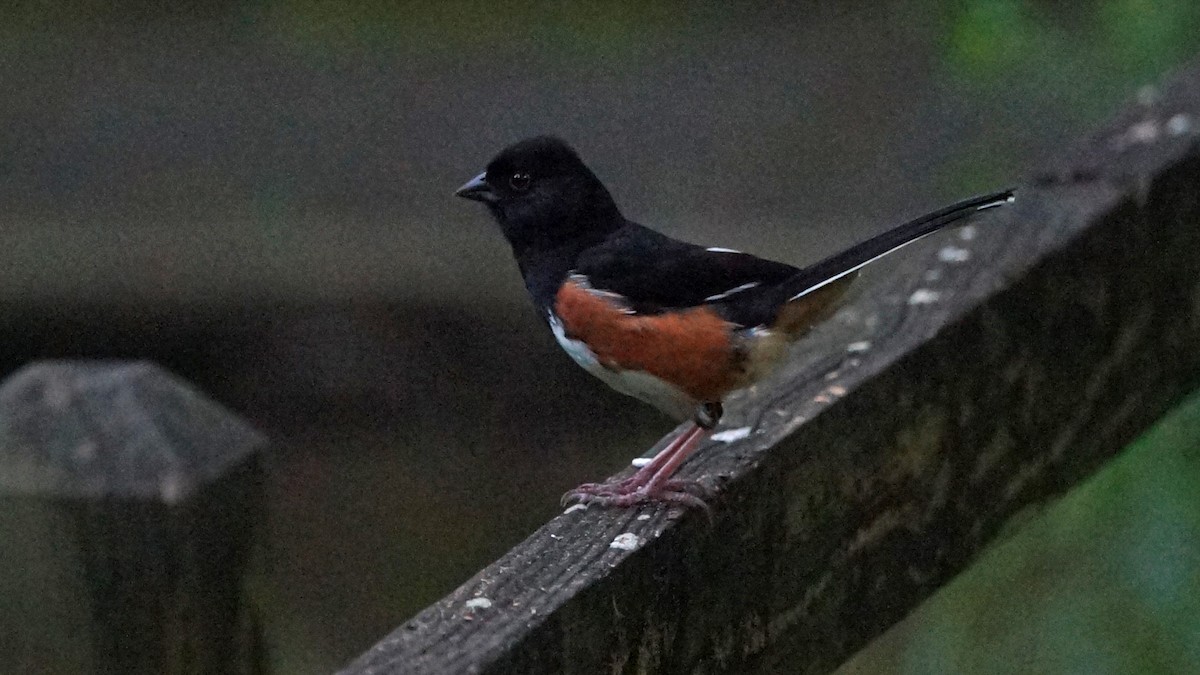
{"left": 0, "top": 0, "right": 1196, "bottom": 672}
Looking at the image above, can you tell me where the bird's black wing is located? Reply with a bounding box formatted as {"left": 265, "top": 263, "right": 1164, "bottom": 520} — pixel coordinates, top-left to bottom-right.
{"left": 573, "top": 223, "right": 798, "bottom": 321}
{"left": 575, "top": 188, "right": 1015, "bottom": 326}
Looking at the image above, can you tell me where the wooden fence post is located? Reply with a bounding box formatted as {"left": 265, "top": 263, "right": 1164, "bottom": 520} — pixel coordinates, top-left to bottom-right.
{"left": 0, "top": 360, "right": 267, "bottom": 674}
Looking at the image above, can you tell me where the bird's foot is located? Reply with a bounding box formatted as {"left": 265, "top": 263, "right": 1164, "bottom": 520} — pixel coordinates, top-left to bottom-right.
{"left": 561, "top": 478, "right": 714, "bottom": 511}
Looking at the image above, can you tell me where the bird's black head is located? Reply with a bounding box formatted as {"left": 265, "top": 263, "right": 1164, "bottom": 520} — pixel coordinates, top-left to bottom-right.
{"left": 456, "top": 136, "right": 623, "bottom": 254}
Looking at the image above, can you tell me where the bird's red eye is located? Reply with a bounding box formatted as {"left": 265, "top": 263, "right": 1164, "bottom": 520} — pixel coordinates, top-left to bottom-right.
{"left": 509, "top": 172, "right": 532, "bottom": 191}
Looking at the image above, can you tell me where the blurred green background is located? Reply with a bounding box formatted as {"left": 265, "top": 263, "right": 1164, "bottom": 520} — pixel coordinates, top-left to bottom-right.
{"left": 0, "top": 0, "right": 1198, "bottom": 673}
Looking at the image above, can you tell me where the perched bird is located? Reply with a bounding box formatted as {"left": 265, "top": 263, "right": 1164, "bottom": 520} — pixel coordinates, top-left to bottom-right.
{"left": 456, "top": 136, "right": 1013, "bottom": 509}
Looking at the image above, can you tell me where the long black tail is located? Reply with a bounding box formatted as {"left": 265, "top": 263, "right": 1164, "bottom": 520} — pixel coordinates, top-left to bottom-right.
{"left": 784, "top": 188, "right": 1015, "bottom": 300}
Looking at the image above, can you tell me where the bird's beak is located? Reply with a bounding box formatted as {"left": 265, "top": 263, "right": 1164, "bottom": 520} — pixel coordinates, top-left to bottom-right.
{"left": 455, "top": 172, "right": 496, "bottom": 203}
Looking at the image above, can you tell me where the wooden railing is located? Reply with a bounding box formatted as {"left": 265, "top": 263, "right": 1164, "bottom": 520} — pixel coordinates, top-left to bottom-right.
{"left": 2, "top": 60, "right": 1198, "bottom": 675}
{"left": 339, "top": 59, "right": 1200, "bottom": 674}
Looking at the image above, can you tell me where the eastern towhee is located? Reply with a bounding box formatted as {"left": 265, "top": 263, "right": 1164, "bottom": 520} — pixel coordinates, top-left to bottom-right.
{"left": 457, "top": 136, "right": 1013, "bottom": 509}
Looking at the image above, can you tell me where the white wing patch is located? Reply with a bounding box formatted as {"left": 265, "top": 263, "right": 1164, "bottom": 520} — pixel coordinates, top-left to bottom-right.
{"left": 706, "top": 247, "right": 741, "bottom": 254}
{"left": 566, "top": 273, "right": 634, "bottom": 313}
{"left": 704, "top": 281, "right": 760, "bottom": 302}
{"left": 711, "top": 427, "right": 752, "bottom": 443}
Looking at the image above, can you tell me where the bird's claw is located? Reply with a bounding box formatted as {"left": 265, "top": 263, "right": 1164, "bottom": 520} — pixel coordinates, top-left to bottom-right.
{"left": 561, "top": 478, "right": 715, "bottom": 512}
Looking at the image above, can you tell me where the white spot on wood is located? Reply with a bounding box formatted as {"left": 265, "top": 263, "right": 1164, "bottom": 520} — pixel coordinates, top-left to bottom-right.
{"left": 631, "top": 457, "right": 652, "bottom": 467}
{"left": 938, "top": 246, "right": 971, "bottom": 263}
{"left": 563, "top": 503, "right": 588, "bottom": 515}
{"left": 74, "top": 441, "right": 97, "bottom": 462}
{"left": 847, "top": 340, "right": 872, "bottom": 353}
{"left": 958, "top": 225, "right": 978, "bottom": 241}
{"left": 160, "top": 475, "right": 184, "bottom": 504}
{"left": 711, "top": 427, "right": 752, "bottom": 443}
{"left": 908, "top": 289, "right": 941, "bottom": 305}
{"left": 1128, "top": 119, "right": 1159, "bottom": 143}
{"left": 610, "top": 532, "right": 642, "bottom": 551}
{"left": 1167, "top": 113, "right": 1193, "bottom": 136}
{"left": 637, "top": 514, "right": 651, "bottom": 521}
{"left": 828, "top": 385, "right": 847, "bottom": 397}
{"left": 464, "top": 597, "right": 493, "bottom": 611}
{"left": 706, "top": 247, "right": 741, "bottom": 254}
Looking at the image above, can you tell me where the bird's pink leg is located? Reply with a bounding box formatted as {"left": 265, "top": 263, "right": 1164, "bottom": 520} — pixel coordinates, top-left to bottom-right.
{"left": 566, "top": 423, "right": 699, "bottom": 493}
{"left": 562, "top": 423, "right": 713, "bottom": 509}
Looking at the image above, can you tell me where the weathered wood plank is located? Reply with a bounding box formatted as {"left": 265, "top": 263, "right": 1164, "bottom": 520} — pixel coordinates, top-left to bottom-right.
{"left": 342, "top": 59, "right": 1200, "bottom": 675}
